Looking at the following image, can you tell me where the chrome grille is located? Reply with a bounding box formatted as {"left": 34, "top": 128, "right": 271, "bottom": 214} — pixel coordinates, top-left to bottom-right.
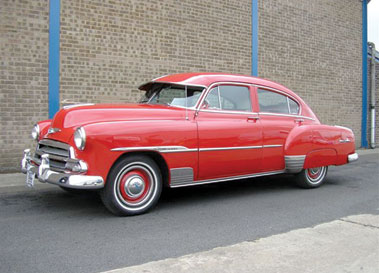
{"left": 34, "top": 139, "right": 72, "bottom": 171}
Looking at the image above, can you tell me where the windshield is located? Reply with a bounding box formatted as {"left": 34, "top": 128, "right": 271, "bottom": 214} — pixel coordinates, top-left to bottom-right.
{"left": 140, "top": 83, "right": 205, "bottom": 108}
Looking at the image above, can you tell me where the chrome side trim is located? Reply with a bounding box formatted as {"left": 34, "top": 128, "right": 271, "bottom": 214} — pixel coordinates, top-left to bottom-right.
{"left": 263, "top": 144, "right": 283, "bottom": 148}
{"left": 112, "top": 145, "right": 284, "bottom": 153}
{"left": 170, "top": 170, "right": 285, "bottom": 188}
{"left": 111, "top": 146, "right": 198, "bottom": 153}
{"left": 170, "top": 168, "right": 194, "bottom": 186}
{"left": 199, "top": 145, "right": 262, "bottom": 152}
{"left": 339, "top": 139, "right": 351, "bottom": 143}
{"left": 285, "top": 155, "right": 306, "bottom": 173}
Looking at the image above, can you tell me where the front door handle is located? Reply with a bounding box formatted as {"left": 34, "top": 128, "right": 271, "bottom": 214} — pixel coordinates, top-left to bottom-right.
{"left": 247, "top": 115, "right": 260, "bottom": 122}
{"left": 294, "top": 118, "right": 304, "bottom": 124}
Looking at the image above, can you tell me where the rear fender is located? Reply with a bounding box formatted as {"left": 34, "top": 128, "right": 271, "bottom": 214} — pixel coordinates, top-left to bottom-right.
{"left": 284, "top": 125, "right": 355, "bottom": 172}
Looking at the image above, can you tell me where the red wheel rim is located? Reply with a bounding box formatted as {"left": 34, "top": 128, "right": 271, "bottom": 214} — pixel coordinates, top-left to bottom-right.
{"left": 119, "top": 169, "right": 151, "bottom": 203}
{"left": 307, "top": 168, "right": 321, "bottom": 179}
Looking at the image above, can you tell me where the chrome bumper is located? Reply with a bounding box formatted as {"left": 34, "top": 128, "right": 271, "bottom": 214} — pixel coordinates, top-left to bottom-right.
{"left": 348, "top": 153, "right": 359, "bottom": 163}
{"left": 21, "top": 149, "right": 104, "bottom": 189}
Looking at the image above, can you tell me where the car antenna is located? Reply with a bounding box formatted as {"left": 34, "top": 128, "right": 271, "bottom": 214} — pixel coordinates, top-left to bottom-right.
{"left": 185, "top": 85, "right": 189, "bottom": 120}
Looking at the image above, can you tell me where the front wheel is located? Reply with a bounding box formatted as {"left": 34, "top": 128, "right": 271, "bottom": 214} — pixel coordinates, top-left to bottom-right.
{"left": 295, "top": 166, "right": 328, "bottom": 188}
{"left": 101, "top": 155, "right": 162, "bottom": 216}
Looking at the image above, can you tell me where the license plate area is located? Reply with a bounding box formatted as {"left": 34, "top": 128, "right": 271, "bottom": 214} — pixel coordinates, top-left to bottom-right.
{"left": 26, "top": 166, "right": 35, "bottom": 188}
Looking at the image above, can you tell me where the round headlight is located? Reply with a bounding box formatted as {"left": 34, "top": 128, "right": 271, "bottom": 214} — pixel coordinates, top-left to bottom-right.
{"left": 31, "top": 124, "right": 40, "bottom": 140}
{"left": 74, "top": 127, "right": 86, "bottom": 150}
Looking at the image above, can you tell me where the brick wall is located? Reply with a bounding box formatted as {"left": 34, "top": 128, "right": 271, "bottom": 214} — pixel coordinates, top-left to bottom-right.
{"left": 60, "top": 0, "right": 252, "bottom": 104}
{"left": 0, "top": 0, "right": 371, "bottom": 172}
{"left": 0, "top": 0, "right": 49, "bottom": 172}
{"left": 258, "top": 0, "right": 362, "bottom": 146}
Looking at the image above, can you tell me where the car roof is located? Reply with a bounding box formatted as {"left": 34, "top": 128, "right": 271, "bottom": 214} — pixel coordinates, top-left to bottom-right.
{"left": 139, "top": 73, "right": 298, "bottom": 98}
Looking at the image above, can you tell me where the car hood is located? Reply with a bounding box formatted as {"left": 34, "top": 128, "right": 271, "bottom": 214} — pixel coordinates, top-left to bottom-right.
{"left": 51, "top": 103, "right": 189, "bottom": 129}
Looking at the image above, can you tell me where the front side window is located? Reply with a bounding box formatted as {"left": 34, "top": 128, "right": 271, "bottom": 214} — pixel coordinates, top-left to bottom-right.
{"left": 257, "top": 88, "right": 300, "bottom": 115}
{"left": 140, "top": 83, "right": 204, "bottom": 108}
{"left": 203, "top": 85, "right": 252, "bottom": 112}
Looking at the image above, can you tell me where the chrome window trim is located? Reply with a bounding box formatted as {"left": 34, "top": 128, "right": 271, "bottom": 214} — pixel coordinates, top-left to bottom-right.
{"left": 170, "top": 169, "right": 285, "bottom": 188}
{"left": 286, "top": 96, "right": 291, "bottom": 114}
{"left": 195, "top": 81, "right": 253, "bottom": 110}
{"left": 198, "top": 109, "right": 259, "bottom": 116}
{"left": 253, "top": 84, "right": 302, "bottom": 115}
{"left": 143, "top": 82, "right": 206, "bottom": 108}
{"left": 259, "top": 112, "right": 315, "bottom": 121}
{"left": 195, "top": 81, "right": 310, "bottom": 120}
{"left": 287, "top": 96, "right": 300, "bottom": 115}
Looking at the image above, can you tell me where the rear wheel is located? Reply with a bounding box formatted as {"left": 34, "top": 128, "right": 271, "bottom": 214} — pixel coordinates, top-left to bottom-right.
{"left": 101, "top": 155, "right": 162, "bottom": 216}
{"left": 295, "top": 166, "right": 328, "bottom": 188}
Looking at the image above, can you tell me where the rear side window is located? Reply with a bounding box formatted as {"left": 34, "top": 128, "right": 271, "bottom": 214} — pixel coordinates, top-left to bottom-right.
{"left": 204, "top": 85, "right": 252, "bottom": 112}
{"left": 258, "top": 89, "right": 289, "bottom": 114}
{"left": 257, "top": 88, "right": 300, "bottom": 115}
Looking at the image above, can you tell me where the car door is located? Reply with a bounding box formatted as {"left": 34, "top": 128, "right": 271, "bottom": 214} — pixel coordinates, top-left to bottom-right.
{"left": 196, "top": 84, "right": 263, "bottom": 181}
{"left": 255, "top": 87, "right": 302, "bottom": 172}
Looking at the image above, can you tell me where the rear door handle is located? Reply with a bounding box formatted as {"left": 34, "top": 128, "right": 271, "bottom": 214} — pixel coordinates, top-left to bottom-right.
{"left": 294, "top": 118, "right": 304, "bottom": 124}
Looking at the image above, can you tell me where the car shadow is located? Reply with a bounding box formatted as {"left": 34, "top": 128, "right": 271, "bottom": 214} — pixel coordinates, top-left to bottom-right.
{"left": 2, "top": 173, "right": 338, "bottom": 218}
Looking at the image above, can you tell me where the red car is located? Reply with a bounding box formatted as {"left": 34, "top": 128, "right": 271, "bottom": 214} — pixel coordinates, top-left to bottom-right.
{"left": 21, "top": 73, "right": 358, "bottom": 216}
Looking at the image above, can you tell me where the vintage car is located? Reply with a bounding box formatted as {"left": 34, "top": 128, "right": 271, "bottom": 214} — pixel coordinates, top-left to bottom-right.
{"left": 21, "top": 73, "right": 358, "bottom": 216}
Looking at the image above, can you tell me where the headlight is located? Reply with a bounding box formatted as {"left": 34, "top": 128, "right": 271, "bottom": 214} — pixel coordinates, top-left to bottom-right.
{"left": 74, "top": 127, "right": 86, "bottom": 150}
{"left": 31, "top": 124, "right": 40, "bottom": 140}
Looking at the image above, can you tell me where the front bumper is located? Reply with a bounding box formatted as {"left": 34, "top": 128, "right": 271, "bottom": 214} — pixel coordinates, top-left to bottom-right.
{"left": 21, "top": 149, "right": 104, "bottom": 189}
{"left": 348, "top": 153, "right": 359, "bottom": 163}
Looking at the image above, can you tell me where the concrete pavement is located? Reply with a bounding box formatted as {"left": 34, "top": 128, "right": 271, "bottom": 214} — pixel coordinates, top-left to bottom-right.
{"left": 0, "top": 148, "right": 378, "bottom": 273}
{"left": 103, "top": 214, "right": 379, "bottom": 273}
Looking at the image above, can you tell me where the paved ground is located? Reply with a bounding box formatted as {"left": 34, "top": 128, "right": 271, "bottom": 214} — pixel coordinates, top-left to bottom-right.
{"left": 103, "top": 214, "right": 379, "bottom": 273}
{"left": 0, "top": 150, "right": 378, "bottom": 273}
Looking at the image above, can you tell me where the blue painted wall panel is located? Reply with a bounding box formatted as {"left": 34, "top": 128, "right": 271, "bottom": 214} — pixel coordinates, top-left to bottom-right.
{"left": 252, "top": 0, "right": 258, "bottom": 76}
{"left": 48, "top": 0, "right": 60, "bottom": 119}
{"left": 361, "top": 0, "right": 368, "bottom": 148}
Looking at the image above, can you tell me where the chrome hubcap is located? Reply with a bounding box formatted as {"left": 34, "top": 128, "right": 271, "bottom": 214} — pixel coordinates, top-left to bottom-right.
{"left": 309, "top": 168, "right": 320, "bottom": 176}
{"left": 124, "top": 175, "right": 145, "bottom": 198}
{"left": 306, "top": 166, "right": 327, "bottom": 184}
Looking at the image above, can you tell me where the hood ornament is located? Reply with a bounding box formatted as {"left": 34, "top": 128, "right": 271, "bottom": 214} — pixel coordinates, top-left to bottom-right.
{"left": 47, "top": 127, "right": 61, "bottom": 135}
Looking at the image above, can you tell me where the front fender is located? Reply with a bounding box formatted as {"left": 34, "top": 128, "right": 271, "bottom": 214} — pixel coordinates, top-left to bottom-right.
{"left": 74, "top": 120, "right": 198, "bottom": 184}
